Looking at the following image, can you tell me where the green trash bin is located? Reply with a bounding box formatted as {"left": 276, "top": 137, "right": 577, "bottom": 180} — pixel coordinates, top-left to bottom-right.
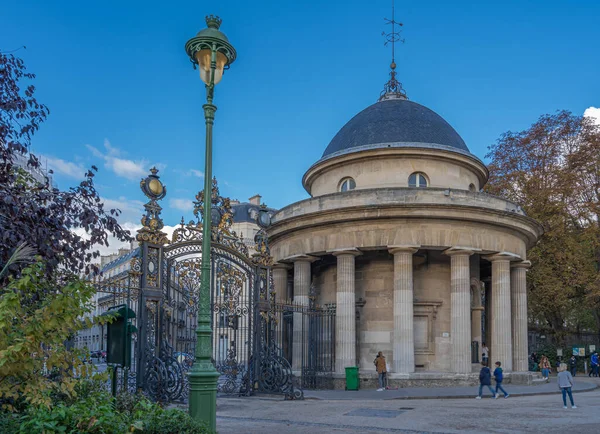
{"left": 345, "top": 366, "right": 359, "bottom": 391}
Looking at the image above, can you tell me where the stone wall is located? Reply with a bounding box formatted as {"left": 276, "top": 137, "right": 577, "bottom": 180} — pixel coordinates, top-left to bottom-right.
{"left": 308, "top": 153, "right": 483, "bottom": 197}
{"left": 315, "top": 251, "right": 462, "bottom": 374}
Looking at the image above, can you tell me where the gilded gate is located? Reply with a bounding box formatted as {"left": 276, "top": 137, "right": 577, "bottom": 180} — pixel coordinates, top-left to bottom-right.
{"left": 93, "top": 168, "right": 302, "bottom": 402}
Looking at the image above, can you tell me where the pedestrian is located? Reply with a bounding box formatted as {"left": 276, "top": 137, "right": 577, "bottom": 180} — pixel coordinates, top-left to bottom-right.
{"left": 475, "top": 361, "right": 495, "bottom": 399}
{"left": 557, "top": 363, "right": 577, "bottom": 409}
{"left": 569, "top": 355, "right": 577, "bottom": 377}
{"left": 493, "top": 361, "right": 509, "bottom": 399}
{"left": 481, "top": 342, "right": 489, "bottom": 365}
{"left": 374, "top": 351, "right": 387, "bottom": 391}
{"left": 589, "top": 352, "right": 598, "bottom": 377}
{"left": 540, "top": 355, "right": 551, "bottom": 380}
{"left": 530, "top": 352, "right": 539, "bottom": 372}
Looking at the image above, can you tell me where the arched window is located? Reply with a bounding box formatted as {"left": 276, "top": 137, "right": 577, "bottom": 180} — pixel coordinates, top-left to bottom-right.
{"left": 408, "top": 172, "right": 428, "bottom": 188}
{"left": 469, "top": 183, "right": 476, "bottom": 192}
{"left": 339, "top": 177, "right": 356, "bottom": 192}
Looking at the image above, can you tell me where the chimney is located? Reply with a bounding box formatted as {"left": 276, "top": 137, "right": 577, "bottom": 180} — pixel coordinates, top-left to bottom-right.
{"left": 248, "top": 194, "right": 262, "bottom": 205}
{"left": 230, "top": 199, "right": 240, "bottom": 205}
{"left": 118, "top": 248, "right": 130, "bottom": 257}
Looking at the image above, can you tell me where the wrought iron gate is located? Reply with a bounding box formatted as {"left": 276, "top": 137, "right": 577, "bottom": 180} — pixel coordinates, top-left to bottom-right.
{"left": 301, "top": 292, "right": 336, "bottom": 389}
{"left": 91, "top": 170, "right": 301, "bottom": 403}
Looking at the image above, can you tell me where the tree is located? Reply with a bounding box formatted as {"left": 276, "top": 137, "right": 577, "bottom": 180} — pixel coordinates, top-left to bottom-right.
{"left": 0, "top": 261, "right": 101, "bottom": 410}
{"left": 485, "top": 111, "right": 600, "bottom": 342}
{"left": 0, "top": 50, "right": 131, "bottom": 282}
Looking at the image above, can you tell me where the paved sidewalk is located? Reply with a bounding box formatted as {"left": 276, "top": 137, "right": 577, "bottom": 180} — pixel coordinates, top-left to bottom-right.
{"left": 302, "top": 378, "right": 597, "bottom": 400}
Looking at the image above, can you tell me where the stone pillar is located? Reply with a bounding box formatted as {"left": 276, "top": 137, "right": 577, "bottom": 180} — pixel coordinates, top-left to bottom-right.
{"left": 272, "top": 263, "right": 291, "bottom": 303}
{"left": 471, "top": 279, "right": 484, "bottom": 359}
{"left": 485, "top": 253, "right": 517, "bottom": 371}
{"left": 290, "top": 255, "right": 316, "bottom": 371}
{"left": 483, "top": 278, "right": 491, "bottom": 351}
{"left": 388, "top": 245, "right": 419, "bottom": 373}
{"left": 511, "top": 261, "right": 531, "bottom": 372}
{"left": 332, "top": 249, "right": 361, "bottom": 373}
{"left": 445, "top": 248, "right": 475, "bottom": 373}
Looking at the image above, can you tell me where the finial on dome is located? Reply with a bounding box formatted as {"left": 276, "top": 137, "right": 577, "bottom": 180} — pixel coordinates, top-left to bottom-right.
{"left": 379, "top": 1, "right": 407, "bottom": 101}
{"left": 205, "top": 15, "right": 222, "bottom": 29}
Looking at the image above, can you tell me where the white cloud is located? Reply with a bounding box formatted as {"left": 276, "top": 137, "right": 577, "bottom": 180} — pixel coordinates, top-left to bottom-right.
{"left": 584, "top": 106, "right": 600, "bottom": 125}
{"left": 86, "top": 139, "right": 149, "bottom": 181}
{"left": 188, "top": 169, "right": 204, "bottom": 179}
{"left": 100, "top": 196, "right": 146, "bottom": 224}
{"left": 75, "top": 222, "right": 180, "bottom": 258}
{"left": 42, "top": 155, "right": 86, "bottom": 179}
{"left": 169, "top": 198, "right": 195, "bottom": 211}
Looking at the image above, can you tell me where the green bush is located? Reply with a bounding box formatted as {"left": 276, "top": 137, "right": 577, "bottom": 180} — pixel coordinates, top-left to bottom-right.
{"left": 129, "top": 399, "right": 209, "bottom": 434}
{"left": 0, "top": 411, "right": 21, "bottom": 433}
{"left": 12, "top": 391, "right": 210, "bottom": 434}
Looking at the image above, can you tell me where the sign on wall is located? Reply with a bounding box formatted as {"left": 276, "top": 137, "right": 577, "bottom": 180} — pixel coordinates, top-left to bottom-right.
{"left": 573, "top": 347, "right": 585, "bottom": 357}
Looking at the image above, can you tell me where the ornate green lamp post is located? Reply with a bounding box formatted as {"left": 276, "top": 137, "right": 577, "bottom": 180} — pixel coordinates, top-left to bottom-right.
{"left": 185, "top": 16, "right": 236, "bottom": 430}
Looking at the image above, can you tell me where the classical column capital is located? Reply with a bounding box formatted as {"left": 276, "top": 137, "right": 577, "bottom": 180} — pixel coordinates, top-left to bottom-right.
{"left": 443, "top": 246, "right": 481, "bottom": 257}
{"left": 483, "top": 251, "right": 521, "bottom": 263}
{"left": 511, "top": 260, "right": 532, "bottom": 270}
{"left": 329, "top": 248, "right": 362, "bottom": 258}
{"left": 283, "top": 254, "right": 319, "bottom": 263}
{"left": 272, "top": 262, "right": 292, "bottom": 270}
{"left": 388, "top": 244, "right": 420, "bottom": 255}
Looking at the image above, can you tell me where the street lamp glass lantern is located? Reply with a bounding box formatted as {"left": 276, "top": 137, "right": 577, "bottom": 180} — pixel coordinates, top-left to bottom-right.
{"left": 196, "top": 49, "right": 228, "bottom": 85}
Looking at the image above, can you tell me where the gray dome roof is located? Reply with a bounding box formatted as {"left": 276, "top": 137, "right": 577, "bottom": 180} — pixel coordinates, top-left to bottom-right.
{"left": 322, "top": 99, "right": 469, "bottom": 158}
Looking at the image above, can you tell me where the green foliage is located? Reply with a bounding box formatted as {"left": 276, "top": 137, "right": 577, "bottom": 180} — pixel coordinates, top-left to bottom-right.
{"left": 0, "top": 261, "right": 113, "bottom": 410}
{"left": 485, "top": 110, "right": 600, "bottom": 338}
{"left": 7, "top": 391, "right": 210, "bottom": 434}
{"left": 128, "top": 399, "right": 209, "bottom": 434}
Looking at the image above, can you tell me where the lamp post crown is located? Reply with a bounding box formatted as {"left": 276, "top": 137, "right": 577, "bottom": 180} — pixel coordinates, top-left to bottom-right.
{"left": 205, "top": 15, "right": 222, "bottom": 29}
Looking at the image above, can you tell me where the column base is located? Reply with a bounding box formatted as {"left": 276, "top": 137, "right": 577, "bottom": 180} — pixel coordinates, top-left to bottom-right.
{"left": 188, "top": 369, "right": 220, "bottom": 432}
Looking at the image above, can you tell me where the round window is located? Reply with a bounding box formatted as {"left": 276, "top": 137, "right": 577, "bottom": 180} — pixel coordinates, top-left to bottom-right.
{"left": 408, "top": 172, "right": 428, "bottom": 188}
{"left": 339, "top": 178, "right": 356, "bottom": 192}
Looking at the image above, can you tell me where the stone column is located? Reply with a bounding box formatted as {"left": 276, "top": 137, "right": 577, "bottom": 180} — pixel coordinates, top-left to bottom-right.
{"left": 290, "top": 255, "right": 316, "bottom": 371}
{"left": 332, "top": 249, "right": 361, "bottom": 373}
{"left": 485, "top": 253, "right": 517, "bottom": 371}
{"left": 272, "top": 263, "right": 291, "bottom": 303}
{"left": 388, "top": 245, "right": 420, "bottom": 373}
{"left": 471, "top": 279, "right": 484, "bottom": 360}
{"left": 483, "top": 278, "right": 492, "bottom": 351}
{"left": 445, "top": 248, "right": 475, "bottom": 373}
{"left": 511, "top": 261, "right": 531, "bottom": 372}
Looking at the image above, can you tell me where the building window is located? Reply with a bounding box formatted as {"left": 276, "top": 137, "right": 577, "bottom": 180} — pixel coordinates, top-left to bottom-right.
{"left": 469, "top": 183, "right": 476, "bottom": 192}
{"left": 339, "top": 177, "right": 356, "bottom": 192}
{"left": 408, "top": 172, "right": 428, "bottom": 188}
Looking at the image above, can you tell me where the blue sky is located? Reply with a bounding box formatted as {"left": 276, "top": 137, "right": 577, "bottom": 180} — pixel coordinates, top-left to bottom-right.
{"left": 2, "top": 0, "right": 599, "bottom": 252}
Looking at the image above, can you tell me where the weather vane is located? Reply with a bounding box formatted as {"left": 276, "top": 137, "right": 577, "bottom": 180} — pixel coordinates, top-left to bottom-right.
{"left": 380, "top": 0, "right": 407, "bottom": 100}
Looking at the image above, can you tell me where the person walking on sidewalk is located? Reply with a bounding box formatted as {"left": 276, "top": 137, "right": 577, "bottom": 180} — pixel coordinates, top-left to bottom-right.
{"left": 589, "top": 352, "right": 598, "bottom": 377}
{"left": 557, "top": 363, "right": 577, "bottom": 409}
{"left": 569, "top": 355, "right": 577, "bottom": 377}
{"left": 374, "top": 351, "right": 387, "bottom": 391}
{"left": 493, "top": 361, "right": 509, "bottom": 399}
{"left": 476, "top": 361, "right": 495, "bottom": 399}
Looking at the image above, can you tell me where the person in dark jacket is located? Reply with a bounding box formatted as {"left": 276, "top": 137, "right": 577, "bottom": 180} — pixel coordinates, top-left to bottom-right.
{"left": 569, "top": 355, "right": 577, "bottom": 376}
{"left": 493, "top": 361, "right": 509, "bottom": 399}
{"left": 476, "top": 361, "right": 495, "bottom": 399}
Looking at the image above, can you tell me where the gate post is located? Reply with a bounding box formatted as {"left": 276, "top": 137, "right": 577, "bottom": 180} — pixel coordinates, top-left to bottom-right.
{"left": 136, "top": 168, "right": 169, "bottom": 391}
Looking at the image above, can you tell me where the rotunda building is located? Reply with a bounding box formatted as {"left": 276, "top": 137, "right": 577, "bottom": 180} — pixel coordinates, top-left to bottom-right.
{"left": 267, "top": 88, "right": 542, "bottom": 384}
